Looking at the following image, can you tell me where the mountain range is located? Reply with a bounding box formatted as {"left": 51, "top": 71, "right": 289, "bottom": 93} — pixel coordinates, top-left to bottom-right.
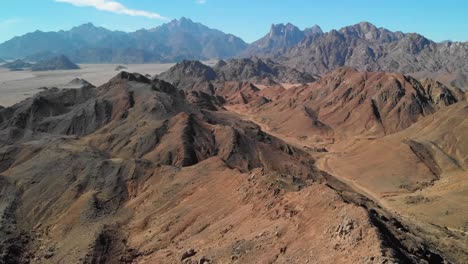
{"left": 1, "top": 18, "right": 467, "bottom": 82}
{"left": 0, "top": 18, "right": 247, "bottom": 63}
{"left": 276, "top": 22, "right": 468, "bottom": 75}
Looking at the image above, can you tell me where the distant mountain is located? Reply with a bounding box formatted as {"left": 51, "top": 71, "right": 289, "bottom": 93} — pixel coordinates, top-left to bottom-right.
{"left": 2, "top": 19, "right": 468, "bottom": 78}
{"left": 0, "top": 18, "right": 247, "bottom": 63}
{"left": 131, "top": 17, "right": 247, "bottom": 61}
{"left": 25, "top": 51, "right": 61, "bottom": 62}
{"left": 271, "top": 22, "right": 468, "bottom": 75}
{"left": 31, "top": 55, "right": 80, "bottom": 71}
{"left": 2, "top": 59, "right": 33, "bottom": 70}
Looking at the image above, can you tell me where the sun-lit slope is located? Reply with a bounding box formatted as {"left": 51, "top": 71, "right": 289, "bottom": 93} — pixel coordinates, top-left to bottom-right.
{"left": 315, "top": 101, "right": 468, "bottom": 262}
{"left": 250, "top": 67, "right": 464, "bottom": 139}
{"left": 122, "top": 158, "right": 389, "bottom": 263}
{"left": 321, "top": 100, "right": 467, "bottom": 196}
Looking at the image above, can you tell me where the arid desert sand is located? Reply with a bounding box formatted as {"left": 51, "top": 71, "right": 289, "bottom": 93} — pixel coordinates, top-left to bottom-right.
{"left": 0, "top": 63, "right": 175, "bottom": 107}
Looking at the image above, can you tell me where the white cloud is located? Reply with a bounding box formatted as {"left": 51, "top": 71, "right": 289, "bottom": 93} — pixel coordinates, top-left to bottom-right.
{"left": 55, "top": 0, "right": 167, "bottom": 19}
{"left": 196, "top": 0, "right": 207, "bottom": 4}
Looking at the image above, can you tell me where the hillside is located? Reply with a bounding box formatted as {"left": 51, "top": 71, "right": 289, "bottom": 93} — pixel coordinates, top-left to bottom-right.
{"left": 244, "top": 67, "right": 464, "bottom": 138}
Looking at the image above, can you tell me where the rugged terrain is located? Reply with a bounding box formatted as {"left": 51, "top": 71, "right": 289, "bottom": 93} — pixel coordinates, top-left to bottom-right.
{"left": 0, "top": 65, "right": 465, "bottom": 263}
{"left": 161, "top": 63, "right": 468, "bottom": 263}
{"left": 0, "top": 14, "right": 467, "bottom": 264}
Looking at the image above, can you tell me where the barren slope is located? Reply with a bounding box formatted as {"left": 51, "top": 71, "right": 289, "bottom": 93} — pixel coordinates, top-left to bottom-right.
{"left": 247, "top": 67, "right": 464, "bottom": 139}
{"left": 0, "top": 71, "right": 447, "bottom": 263}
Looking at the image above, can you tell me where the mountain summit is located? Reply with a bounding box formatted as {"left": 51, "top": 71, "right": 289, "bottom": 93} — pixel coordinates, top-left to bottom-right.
{"left": 242, "top": 23, "right": 323, "bottom": 57}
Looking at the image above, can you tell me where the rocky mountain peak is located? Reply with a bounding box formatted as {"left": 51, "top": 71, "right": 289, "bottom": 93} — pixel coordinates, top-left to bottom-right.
{"left": 269, "top": 23, "right": 302, "bottom": 38}
{"left": 305, "top": 24, "right": 324, "bottom": 35}
{"left": 339, "top": 21, "right": 380, "bottom": 39}
{"left": 357, "top": 21, "right": 378, "bottom": 32}
{"left": 157, "top": 60, "right": 218, "bottom": 90}
{"left": 168, "top": 17, "right": 198, "bottom": 29}
{"left": 110, "top": 71, "right": 152, "bottom": 84}
{"left": 70, "top": 22, "right": 103, "bottom": 33}
{"left": 172, "top": 60, "right": 217, "bottom": 79}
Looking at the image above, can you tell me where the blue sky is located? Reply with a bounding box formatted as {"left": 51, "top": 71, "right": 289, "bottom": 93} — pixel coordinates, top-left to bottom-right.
{"left": 1, "top": 0, "right": 467, "bottom": 43}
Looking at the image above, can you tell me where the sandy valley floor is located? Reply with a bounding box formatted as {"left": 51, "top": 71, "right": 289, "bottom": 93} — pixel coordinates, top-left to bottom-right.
{"left": 0, "top": 63, "right": 178, "bottom": 107}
